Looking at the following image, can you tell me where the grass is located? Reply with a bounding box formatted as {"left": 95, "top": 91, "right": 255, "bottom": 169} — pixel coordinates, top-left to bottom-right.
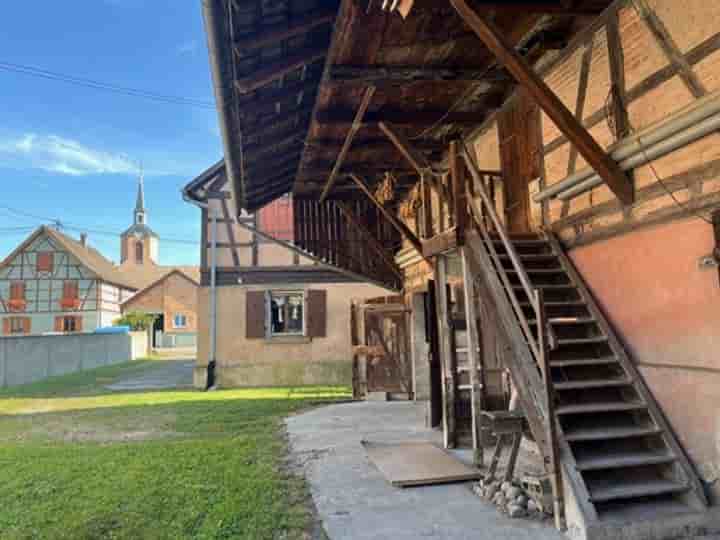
{"left": 0, "top": 360, "right": 350, "bottom": 539}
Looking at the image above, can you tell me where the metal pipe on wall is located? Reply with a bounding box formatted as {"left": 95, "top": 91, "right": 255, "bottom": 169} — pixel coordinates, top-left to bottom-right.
{"left": 533, "top": 93, "right": 720, "bottom": 202}
{"left": 558, "top": 110, "right": 720, "bottom": 201}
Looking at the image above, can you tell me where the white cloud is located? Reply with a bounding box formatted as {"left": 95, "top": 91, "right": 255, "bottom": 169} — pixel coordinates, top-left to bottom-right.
{"left": 177, "top": 40, "right": 199, "bottom": 56}
{"left": 0, "top": 133, "right": 139, "bottom": 176}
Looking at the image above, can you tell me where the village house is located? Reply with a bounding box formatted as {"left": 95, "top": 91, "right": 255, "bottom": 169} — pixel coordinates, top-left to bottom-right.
{"left": 201, "top": 0, "right": 720, "bottom": 538}
{"left": 183, "top": 161, "right": 392, "bottom": 389}
{"left": 0, "top": 178, "right": 199, "bottom": 346}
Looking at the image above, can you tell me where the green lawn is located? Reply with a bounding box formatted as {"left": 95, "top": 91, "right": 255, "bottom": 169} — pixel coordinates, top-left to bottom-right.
{"left": 0, "top": 361, "right": 349, "bottom": 540}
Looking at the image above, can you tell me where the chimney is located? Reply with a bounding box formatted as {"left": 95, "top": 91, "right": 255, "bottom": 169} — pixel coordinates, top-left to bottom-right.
{"left": 80, "top": 233, "right": 88, "bottom": 247}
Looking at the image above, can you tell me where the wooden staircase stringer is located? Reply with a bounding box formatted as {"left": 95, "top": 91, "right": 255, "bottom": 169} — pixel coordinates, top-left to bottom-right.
{"left": 464, "top": 230, "right": 599, "bottom": 524}
{"left": 545, "top": 232, "right": 709, "bottom": 509}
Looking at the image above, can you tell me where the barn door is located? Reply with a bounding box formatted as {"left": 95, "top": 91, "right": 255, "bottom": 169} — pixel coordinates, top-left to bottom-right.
{"left": 498, "top": 88, "right": 542, "bottom": 233}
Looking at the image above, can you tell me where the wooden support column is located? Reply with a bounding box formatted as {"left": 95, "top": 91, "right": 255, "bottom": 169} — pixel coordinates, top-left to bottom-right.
{"left": 450, "top": 141, "right": 468, "bottom": 240}
{"left": 460, "top": 245, "right": 483, "bottom": 466}
{"left": 450, "top": 0, "right": 633, "bottom": 205}
{"left": 336, "top": 201, "right": 403, "bottom": 281}
{"left": 320, "top": 87, "right": 376, "bottom": 202}
{"left": 349, "top": 173, "right": 429, "bottom": 262}
{"left": 435, "top": 255, "right": 457, "bottom": 449}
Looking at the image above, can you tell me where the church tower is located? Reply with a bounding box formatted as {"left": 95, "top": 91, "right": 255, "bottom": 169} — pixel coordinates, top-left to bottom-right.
{"left": 120, "top": 175, "right": 159, "bottom": 266}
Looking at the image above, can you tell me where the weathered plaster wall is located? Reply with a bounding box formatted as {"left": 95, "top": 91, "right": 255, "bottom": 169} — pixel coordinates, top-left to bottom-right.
{"left": 195, "top": 281, "right": 391, "bottom": 388}
{"left": 569, "top": 217, "right": 720, "bottom": 497}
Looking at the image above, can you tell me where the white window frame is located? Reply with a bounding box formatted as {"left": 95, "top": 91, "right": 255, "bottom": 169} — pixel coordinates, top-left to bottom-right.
{"left": 265, "top": 290, "right": 306, "bottom": 338}
{"left": 173, "top": 313, "right": 188, "bottom": 329}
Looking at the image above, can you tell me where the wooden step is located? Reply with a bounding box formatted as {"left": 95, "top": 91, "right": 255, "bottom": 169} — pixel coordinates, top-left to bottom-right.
{"left": 589, "top": 479, "right": 688, "bottom": 503}
{"left": 556, "top": 337, "right": 608, "bottom": 346}
{"left": 565, "top": 426, "right": 662, "bottom": 442}
{"left": 556, "top": 401, "right": 646, "bottom": 415}
{"left": 514, "top": 284, "right": 576, "bottom": 291}
{"left": 520, "top": 300, "right": 585, "bottom": 308}
{"left": 550, "top": 356, "right": 618, "bottom": 367}
{"left": 499, "top": 253, "right": 558, "bottom": 261}
{"left": 553, "top": 378, "right": 632, "bottom": 390}
{"left": 528, "top": 317, "right": 595, "bottom": 326}
{"left": 506, "top": 268, "right": 567, "bottom": 275}
{"left": 576, "top": 450, "right": 676, "bottom": 471}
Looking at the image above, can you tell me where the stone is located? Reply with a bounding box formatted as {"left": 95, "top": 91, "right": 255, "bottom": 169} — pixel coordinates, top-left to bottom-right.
{"left": 507, "top": 504, "right": 527, "bottom": 519}
{"left": 501, "top": 481, "right": 512, "bottom": 492}
{"left": 485, "top": 484, "right": 499, "bottom": 499}
{"left": 493, "top": 493, "right": 506, "bottom": 507}
{"left": 527, "top": 500, "right": 540, "bottom": 513}
{"left": 515, "top": 495, "right": 529, "bottom": 507}
{"left": 506, "top": 486, "right": 523, "bottom": 499}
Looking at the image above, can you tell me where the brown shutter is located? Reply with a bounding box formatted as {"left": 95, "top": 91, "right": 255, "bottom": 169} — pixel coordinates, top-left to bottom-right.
{"left": 55, "top": 316, "right": 63, "bottom": 332}
{"left": 306, "top": 289, "right": 327, "bottom": 338}
{"left": 2, "top": 318, "right": 9, "bottom": 335}
{"left": 76, "top": 316, "right": 83, "bottom": 332}
{"left": 22, "top": 318, "right": 31, "bottom": 334}
{"left": 246, "top": 291, "right": 266, "bottom": 339}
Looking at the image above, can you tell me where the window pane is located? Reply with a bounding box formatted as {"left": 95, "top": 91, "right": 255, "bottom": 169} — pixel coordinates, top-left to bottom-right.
{"left": 270, "top": 292, "right": 303, "bottom": 335}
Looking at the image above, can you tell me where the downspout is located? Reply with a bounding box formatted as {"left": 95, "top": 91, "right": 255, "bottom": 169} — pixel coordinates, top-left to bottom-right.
{"left": 202, "top": 0, "right": 245, "bottom": 209}
{"left": 183, "top": 195, "right": 219, "bottom": 390}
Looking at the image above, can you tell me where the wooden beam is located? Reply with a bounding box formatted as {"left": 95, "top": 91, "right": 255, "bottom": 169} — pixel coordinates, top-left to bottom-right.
{"left": 320, "top": 86, "right": 376, "bottom": 202}
{"left": 434, "top": 255, "right": 457, "bottom": 448}
{"left": 468, "top": 1, "right": 603, "bottom": 15}
{"left": 236, "top": 77, "right": 319, "bottom": 107}
{"left": 378, "top": 122, "right": 433, "bottom": 174}
{"left": 244, "top": 143, "right": 304, "bottom": 166}
{"left": 451, "top": 0, "right": 633, "bottom": 205}
{"left": 328, "top": 64, "right": 510, "bottom": 84}
{"left": 239, "top": 104, "right": 315, "bottom": 132}
{"left": 233, "top": 8, "right": 336, "bottom": 51}
{"left": 422, "top": 227, "right": 461, "bottom": 258}
{"left": 245, "top": 174, "right": 295, "bottom": 198}
{"left": 235, "top": 47, "right": 326, "bottom": 94}
{"left": 316, "top": 107, "right": 496, "bottom": 126}
{"left": 336, "top": 201, "right": 403, "bottom": 281}
{"left": 307, "top": 136, "right": 443, "bottom": 152}
{"left": 450, "top": 141, "right": 468, "bottom": 240}
{"left": 348, "top": 173, "right": 427, "bottom": 260}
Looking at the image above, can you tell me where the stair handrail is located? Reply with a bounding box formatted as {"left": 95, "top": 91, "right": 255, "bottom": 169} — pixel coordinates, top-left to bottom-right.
{"left": 461, "top": 149, "right": 540, "bottom": 361}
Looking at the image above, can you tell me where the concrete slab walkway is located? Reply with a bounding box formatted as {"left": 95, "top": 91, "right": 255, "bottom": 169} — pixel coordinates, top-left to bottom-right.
{"left": 286, "top": 401, "right": 562, "bottom": 540}
{"left": 106, "top": 359, "right": 194, "bottom": 391}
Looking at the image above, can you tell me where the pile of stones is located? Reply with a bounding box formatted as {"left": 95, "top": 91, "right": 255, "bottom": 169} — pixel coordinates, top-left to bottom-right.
{"left": 472, "top": 478, "right": 548, "bottom": 520}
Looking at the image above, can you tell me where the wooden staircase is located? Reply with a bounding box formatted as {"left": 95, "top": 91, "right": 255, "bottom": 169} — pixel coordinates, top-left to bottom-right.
{"left": 466, "top": 230, "right": 710, "bottom": 537}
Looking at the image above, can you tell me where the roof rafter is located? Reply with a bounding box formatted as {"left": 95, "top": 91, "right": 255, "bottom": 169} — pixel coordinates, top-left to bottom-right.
{"left": 233, "top": 8, "right": 336, "bottom": 52}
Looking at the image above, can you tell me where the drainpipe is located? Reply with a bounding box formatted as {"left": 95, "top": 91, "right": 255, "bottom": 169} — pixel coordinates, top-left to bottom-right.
{"left": 182, "top": 195, "right": 219, "bottom": 390}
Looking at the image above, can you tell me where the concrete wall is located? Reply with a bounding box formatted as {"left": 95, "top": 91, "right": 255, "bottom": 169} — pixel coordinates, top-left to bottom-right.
{"left": 195, "top": 281, "right": 391, "bottom": 388}
{"left": 0, "top": 331, "right": 146, "bottom": 388}
{"left": 570, "top": 217, "right": 720, "bottom": 500}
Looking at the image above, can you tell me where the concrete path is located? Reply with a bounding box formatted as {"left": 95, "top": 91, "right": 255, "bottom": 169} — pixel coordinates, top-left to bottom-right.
{"left": 106, "top": 359, "right": 194, "bottom": 391}
{"left": 286, "top": 401, "right": 562, "bottom": 540}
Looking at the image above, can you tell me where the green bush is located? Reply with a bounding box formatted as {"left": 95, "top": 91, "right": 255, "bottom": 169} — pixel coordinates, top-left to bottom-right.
{"left": 114, "top": 311, "right": 156, "bottom": 331}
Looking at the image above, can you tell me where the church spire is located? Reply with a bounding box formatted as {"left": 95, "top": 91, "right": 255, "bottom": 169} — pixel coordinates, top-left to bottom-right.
{"left": 134, "top": 173, "right": 146, "bottom": 225}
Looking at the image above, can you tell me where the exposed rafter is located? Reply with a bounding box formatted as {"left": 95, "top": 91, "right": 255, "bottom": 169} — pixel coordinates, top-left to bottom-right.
{"left": 233, "top": 8, "right": 336, "bottom": 52}
{"left": 235, "top": 47, "right": 326, "bottom": 94}
{"left": 450, "top": 0, "right": 633, "bottom": 204}
{"left": 327, "top": 64, "right": 510, "bottom": 85}
{"left": 236, "top": 78, "right": 320, "bottom": 108}
{"left": 320, "top": 86, "right": 376, "bottom": 202}
{"left": 316, "top": 107, "right": 497, "bottom": 125}
{"left": 378, "top": 122, "right": 434, "bottom": 175}
{"left": 238, "top": 104, "right": 315, "bottom": 131}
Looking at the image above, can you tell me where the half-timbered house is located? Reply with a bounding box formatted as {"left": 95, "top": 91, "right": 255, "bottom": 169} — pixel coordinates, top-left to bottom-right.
{"left": 200, "top": 0, "right": 720, "bottom": 538}
{"left": 0, "top": 226, "right": 137, "bottom": 335}
{"left": 183, "top": 161, "right": 391, "bottom": 389}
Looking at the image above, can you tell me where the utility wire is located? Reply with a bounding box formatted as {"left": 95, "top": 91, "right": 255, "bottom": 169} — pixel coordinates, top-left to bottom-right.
{"left": 0, "top": 61, "right": 216, "bottom": 110}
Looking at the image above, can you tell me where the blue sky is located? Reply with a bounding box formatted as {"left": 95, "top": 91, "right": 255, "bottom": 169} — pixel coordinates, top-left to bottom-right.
{"left": 0, "top": 0, "right": 221, "bottom": 266}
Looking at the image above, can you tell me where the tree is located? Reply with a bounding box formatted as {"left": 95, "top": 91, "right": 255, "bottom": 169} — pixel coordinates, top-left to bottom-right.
{"left": 114, "top": 311, "right": 156, "bottom": 331}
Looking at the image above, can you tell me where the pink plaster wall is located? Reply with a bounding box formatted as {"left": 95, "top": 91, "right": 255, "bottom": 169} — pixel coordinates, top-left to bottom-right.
{"left": 569, "top": 218, "right": 720, "bottom": 492}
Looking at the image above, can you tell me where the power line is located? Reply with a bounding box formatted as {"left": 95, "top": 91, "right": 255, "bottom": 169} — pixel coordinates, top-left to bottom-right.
{"left": 0, "top": 61, "right": 216, "bottom": 110}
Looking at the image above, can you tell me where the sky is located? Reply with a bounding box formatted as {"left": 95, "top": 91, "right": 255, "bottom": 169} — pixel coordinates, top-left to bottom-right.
{"left": 0, "top": 0, "right": 222, "bottom": 266}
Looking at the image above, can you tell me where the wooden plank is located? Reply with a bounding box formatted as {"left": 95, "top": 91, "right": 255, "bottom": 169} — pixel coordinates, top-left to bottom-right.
{"left": 605, "top": 9, "right": 629, "bottom": 141}
{"left": 348, "top": 173, "right": 427, "bottom": 260}
{"left": 435, "top": 256, "right": 457, "bottom": 449}
{"left": 235, "top": 47, "right": 326, "bottom": 94}
{"left": 233, "top": 8, "right": 336, "bottom": 51}
{"left": 236, "top": 78, "right": 320, "bottom": 109}
{"left": 320, "top": 86, "right": 376, "bottom": 202}
{"left": 336, "top": 201, "right": 403, "bottom": 281}
{"left": 378, "top": 122, "right": 433, "bottom": 174}
{"left": 362, "top": 441, "right": 482, "bottom": 487}
{"left": 422, "top": 227, "right": 460, "bottom": 258}
{"left": 460, "top": 245, "right": 483, "bottom": 466}
{"left": 328, "top": 64, "right": 510, "bottom": 84}
{"left": 450, "top": 141, "right": 467, "bottom": 240}
{"left": 317, "top": 107, "right": 495, "bottom": 125}
{"left": 451, "top": 0, "right": 633, "bottom": 205}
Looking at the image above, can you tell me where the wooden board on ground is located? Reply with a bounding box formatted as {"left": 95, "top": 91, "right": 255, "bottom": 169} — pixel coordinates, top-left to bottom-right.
{"left": 362, "top": 440, "right": 482, "bottom": 487}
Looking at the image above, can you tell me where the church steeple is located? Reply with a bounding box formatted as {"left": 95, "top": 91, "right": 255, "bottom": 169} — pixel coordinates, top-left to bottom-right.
{"left": 134, "top": 174, "right": 146, "bottom": 225}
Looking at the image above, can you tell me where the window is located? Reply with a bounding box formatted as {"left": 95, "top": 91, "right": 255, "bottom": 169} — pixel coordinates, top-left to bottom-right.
{"left": 60, "top": 281, "right": 80, "bottom": 310}
{"left": 269, "top": 291, "right": 304, "bottom": 335}
{"left": 135, "top": 241, "right": 144, "bottom": 264}
{"left": 173, "top": 313, "right": 187, "bottom": 329}
{"left": 8, "top": 282, "right": 26, "bottom": 312}
{"left": 3, "top": 317, "right": 29, "bottom": 335}
{"left": 55, "top": 315, "right": 82, "bottom": 333}
{"left": 36, "top": 252, "right": 53, "bottom": 273}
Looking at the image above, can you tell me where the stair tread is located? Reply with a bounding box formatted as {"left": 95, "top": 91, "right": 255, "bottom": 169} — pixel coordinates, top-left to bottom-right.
{"left": 556, "top": 401, "right": 646, "bottom": 415}
{"left": 554, "top": 378, "right": 632, "bottom": 390}
{"left": 513, "top": 284, "right": 576, "bottom": 290}
{"left": 589, "top": 479, "right": 688, "bottom": 503}
{"left": 550, "top": 356, "right": 618, "bottom": 367}
{"left": 557, "top": 337, "right": 608, "bottom": 345}
{"left": 506, "top": 268, "right": 566, "bottom": 275}
{"left": 520, "top": 300, "right": 585, "bottom": 307}
{"left": 499, "top": 253, "right": 557, "bottom": 260}
{"left": 565, "top": 426, "right": 662, "bottom": 442}
{"left": 576, "top": 450, "right": 676, "bottom": 471}
{"left": 528, "top": 317, "right": 596, "bottom": 325}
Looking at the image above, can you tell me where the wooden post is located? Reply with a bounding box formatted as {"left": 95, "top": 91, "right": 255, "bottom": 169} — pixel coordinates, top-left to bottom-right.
{"left": 537, "top": 289, "right": 565, "bottom": 531}
{"left": 450, "top": 0, "right": 633, "bottom": 205}
{"left": 435, "top": 255, "right": 457, "bottom": 448}
{"left": 461, "top": 245, "right": 483, "bottom": 466}
{"left": 450, "top": 140, "right": 467, "bottom": 240}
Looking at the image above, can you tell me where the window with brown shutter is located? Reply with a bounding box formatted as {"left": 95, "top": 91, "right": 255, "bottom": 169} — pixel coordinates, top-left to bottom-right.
{"left": 56, "top": 315, "right": 82, "bottom": 333}
{"left": 8, "top": 282, "right": 26, "bottom": 312}
{"left": 36, "top": 252, "right": 54, "bottom": 273}
{"left": 306, "top": 289, "right": 327, "bottom": 338}
{"left": 246, "top": 291, "right": 266, "bottom": 339}
{"left": 60, "top": 281, "right": 80, "bottom": 310}
{"left": 5, "top": 317, "right": 30, "bottom": 335}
